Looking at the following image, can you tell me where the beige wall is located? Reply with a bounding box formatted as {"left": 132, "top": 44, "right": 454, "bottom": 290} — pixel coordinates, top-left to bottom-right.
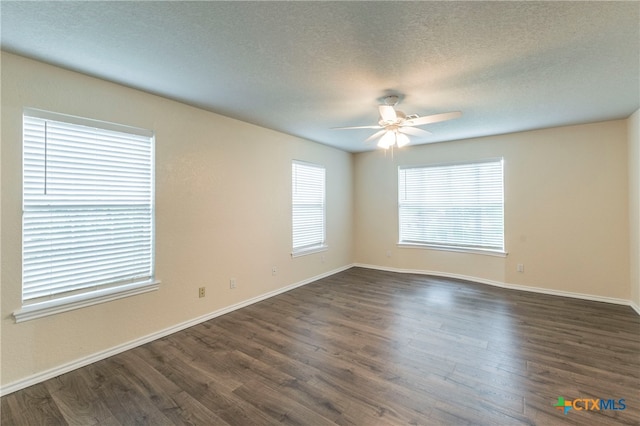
{"left": 629, "top": 109, "right": 640, "bottom": 311}
{"left": 0, "top": 53, "right": 354, "bottom": 388}
{"left": 354, "top": 120, "right": 630, "bottom": 300}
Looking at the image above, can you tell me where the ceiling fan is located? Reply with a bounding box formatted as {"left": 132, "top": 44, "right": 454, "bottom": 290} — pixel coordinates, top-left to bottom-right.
{"left": 333, "top": 95, "right": 462, "bottom": 149}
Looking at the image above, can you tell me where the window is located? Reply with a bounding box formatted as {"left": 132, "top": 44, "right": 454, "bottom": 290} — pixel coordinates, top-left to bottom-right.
{"left": 398, "top": 159, "right": 504, "bottom": 254}
{"left": 292, "top": 160, "right": 327, "bottom": 256}
{"left": 16, "top": 109, "right": 156, "bottom": 322}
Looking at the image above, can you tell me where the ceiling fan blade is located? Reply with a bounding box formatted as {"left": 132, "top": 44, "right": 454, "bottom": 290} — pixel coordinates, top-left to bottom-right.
{"left": 405, "top": 111, "right": 462, "bottom": 127}
{"left": 379, "top": 105, "right": 397, "bottom": 122}
{"left": 364, "top": 129, "right": 387, "bottom": 143}
{"left": 332, "top": 125, "right": 383, "bottom": 130}
{"left": 399, "top": 127, "right": 432, "bottom": 137}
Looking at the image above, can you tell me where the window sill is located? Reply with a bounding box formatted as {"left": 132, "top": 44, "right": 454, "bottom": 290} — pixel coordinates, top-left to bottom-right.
{"left": 13, "top": 280, "right": 160, "bottom": 323}
{"left": 291, "top": 245, "right": 328, "bottom": 258}
{"left": 397, "top": 242, "right": 508, "bottom": 257}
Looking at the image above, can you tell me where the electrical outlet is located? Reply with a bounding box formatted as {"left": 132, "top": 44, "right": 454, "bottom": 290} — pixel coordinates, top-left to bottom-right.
{"left": 517, "top": 264, "right": 524, "bottom": 273}
{"left": 321, "top": 255, "right": 325, "bottom": 263}
{"left": 230, "top": 279, "right": 237, "bottom": 289}
{"left": 272, "top": 266, "right": 277, "bottom": 276}
{"left": 198, "top": 287, "right": 206, "bottom": 298}
{"left": 386, "top": 250, "right": 392, "bottom": 258}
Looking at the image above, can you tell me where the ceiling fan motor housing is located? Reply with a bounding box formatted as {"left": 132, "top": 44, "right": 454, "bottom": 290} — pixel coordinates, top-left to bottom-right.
{"left": 383, "top": 95, "right": 400, "bottom": 106}
{"left": 380, "top": 110, "right": 406, "bottom": 126}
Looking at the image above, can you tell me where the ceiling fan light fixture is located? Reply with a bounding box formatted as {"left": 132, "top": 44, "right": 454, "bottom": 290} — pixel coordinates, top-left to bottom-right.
{"left": 378, "top": 131, "right": 395, "bottom": 149}
{"left": 377, "top": 130, "right": 410, "bottom": 149}
{"left": 396, "top": 132, "right": 410, "bottom": 148}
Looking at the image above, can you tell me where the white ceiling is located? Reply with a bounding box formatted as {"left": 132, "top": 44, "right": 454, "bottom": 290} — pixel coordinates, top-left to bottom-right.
{"left": 1, "top": 1, "right": 639, "bottom": 152}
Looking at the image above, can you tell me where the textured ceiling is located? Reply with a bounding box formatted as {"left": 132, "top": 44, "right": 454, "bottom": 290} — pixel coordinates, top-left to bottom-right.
{"left": 1, "top": 1, "right": 639, "bottom": 152}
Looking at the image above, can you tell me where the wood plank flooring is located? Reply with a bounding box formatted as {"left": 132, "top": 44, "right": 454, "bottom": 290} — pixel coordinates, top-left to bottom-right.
{"left": 2, "top": 267, "right": 639, "bottom": 425}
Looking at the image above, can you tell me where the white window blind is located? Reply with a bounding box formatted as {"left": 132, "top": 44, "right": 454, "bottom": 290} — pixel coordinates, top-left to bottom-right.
{"left": 398, "top": 159, "right": 504, "bottom": 253}
{"left": 22, "top": 111, "right": 155, "bottom": 305}
{"left": 292, "top": 160, "right": 326, "bottom": 256}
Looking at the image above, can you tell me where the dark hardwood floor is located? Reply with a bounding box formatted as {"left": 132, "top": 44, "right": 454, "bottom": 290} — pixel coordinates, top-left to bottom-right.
{"left": 2, "top": 267, "right": 639, "bottom": 425}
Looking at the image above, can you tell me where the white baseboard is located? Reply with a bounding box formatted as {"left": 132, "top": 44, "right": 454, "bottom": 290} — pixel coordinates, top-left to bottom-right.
{"left": 354, "top": 263, "right": 638, "bottom": 311}
{"left": 0, "top": 264, "right": 354, "bottom": 397}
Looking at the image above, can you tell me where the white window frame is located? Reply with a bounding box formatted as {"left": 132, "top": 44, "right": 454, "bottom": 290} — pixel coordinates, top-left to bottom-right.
{"left": 398, "top": 158, "right": 506, "bottom": 256}
{"left": 14, "top": 109, "right": 158, "bottom": 323}
{"left": 291, "top": 160, "right": 327, "bottom": 257}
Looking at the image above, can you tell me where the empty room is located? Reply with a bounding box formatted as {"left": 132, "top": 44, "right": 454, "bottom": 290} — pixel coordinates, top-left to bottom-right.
{"left": 1, "top": 2, "right": 639, "bottom": 425}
